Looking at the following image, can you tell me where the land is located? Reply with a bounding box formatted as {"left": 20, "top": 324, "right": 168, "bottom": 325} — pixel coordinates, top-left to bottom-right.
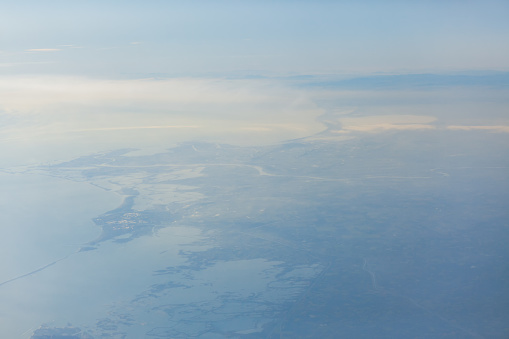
{"left": 24, "top": 128, "right": 509, "bottom": 338}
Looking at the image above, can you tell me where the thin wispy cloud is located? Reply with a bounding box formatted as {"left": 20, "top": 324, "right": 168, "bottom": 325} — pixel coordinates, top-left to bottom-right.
{"left": 339, "top": 123, "right": 436, "bottom": 133}
{"left": 447, "top": 125, "right": 509, "bottom": 133}
{"left": 336, "top": 115, "right": 437, "bottom": 133}
{"left": 73, "top": 125, "right": 201, "bottom": 132}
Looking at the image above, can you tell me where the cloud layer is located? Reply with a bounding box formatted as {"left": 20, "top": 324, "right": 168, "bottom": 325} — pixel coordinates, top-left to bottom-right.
{"left": 337, "top": 115, "right": 437, "bottom": 133}
{"left": 0, "top": 76, "right": 323, "bottom": 165}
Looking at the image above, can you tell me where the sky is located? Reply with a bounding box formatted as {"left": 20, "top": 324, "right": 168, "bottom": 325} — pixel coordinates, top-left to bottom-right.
{"left": 1, "top": 1, "right": 508, "bottom": 76}
{"left": 1, "top": 1, "right": 509, "bottom": 166}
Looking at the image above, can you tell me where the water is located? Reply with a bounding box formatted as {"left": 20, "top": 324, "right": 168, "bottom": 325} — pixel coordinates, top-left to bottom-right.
{"left": 0, "top": 172, "right": 123, "bottom": 337}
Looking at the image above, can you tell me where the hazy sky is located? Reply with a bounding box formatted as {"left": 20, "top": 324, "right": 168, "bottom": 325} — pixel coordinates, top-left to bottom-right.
{"left": 1, "top": 1, "right": 508, "bottom": 76}
{"left": 1, "top": 1, "right": 508, "bottom": 167}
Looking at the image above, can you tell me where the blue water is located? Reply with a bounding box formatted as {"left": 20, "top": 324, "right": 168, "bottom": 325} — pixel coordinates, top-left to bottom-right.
{"left": 0, "top": 173, "right": 123, "bottom": 337}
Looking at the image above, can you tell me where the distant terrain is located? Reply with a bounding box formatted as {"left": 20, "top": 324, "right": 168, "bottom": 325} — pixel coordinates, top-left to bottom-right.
{"left": 25, "top": 126, "right": 509, "bottom": 338}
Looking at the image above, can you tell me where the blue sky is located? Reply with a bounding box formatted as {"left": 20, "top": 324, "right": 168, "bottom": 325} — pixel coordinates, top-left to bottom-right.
{"left": 1, "top": 1, "right": 508, "bottom": 167}
{"left": 1, "top": 1, "right": 509, "bottom": 76}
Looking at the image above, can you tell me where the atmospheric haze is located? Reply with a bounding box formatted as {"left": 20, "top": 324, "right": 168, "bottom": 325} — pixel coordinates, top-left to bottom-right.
{"left": 1, "top": 1, "right": 509, "bottom": 338}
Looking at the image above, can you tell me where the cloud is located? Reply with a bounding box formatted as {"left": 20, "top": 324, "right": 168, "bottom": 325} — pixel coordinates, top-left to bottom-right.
{"left": 337, "top": 115, "right": 437, "bottom": 133}
{"left": 447, "top": 125, "right": 509, "bottom": 133}
{"left": 72, "top": 125, "right": 200, "bottom": 132}
{"left": 340, "top": 123, "right": 435, "bottom": 132}
{"left": 0, "top": 76, "right": 324, "bottom": 154}
{"left": 0, "top": 76, "right": 315, "bottom": 113}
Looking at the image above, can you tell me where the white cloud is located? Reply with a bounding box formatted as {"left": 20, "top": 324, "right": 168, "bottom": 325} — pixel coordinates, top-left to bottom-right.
{"left": 0, "top": 76, "right": 324, "bottom": 163}
{"left": 341, "top": 123, "right": 435, "bottom": 132}
{"left": 337, "top": 115, "right": 437, "bottom": 133}
{"left": 73, "top": 125, "right": 200, "bottom": 131}
{"left": 447, "top": 125, "right": 509, "bottom": 133}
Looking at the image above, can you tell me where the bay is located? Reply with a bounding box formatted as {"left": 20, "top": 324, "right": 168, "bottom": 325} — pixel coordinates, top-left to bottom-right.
{"left": 0, "top": 172, "right": 123, "bottom": 337}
